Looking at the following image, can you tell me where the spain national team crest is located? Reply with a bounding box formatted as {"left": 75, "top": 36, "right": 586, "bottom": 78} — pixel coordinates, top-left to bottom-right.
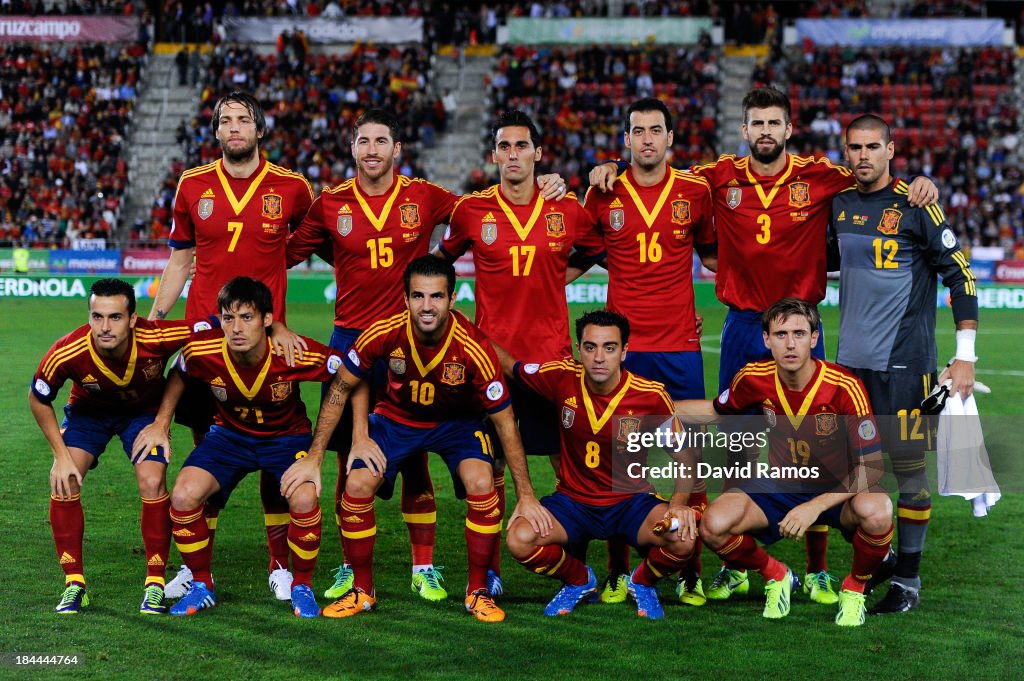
{"left": 617, "top": 416, "right": 642, "bottom": 443}
{"left": 270, "top": 381, "right": 292, "bottom": 402}
{"left": 337, "top": 215, "right": 352, "bottom": 237}
{"left": 609, "top": 208, "right": 624, "bottom": 231}
{"left": 877, "top": 208, "right": 902, "bottom": 235}
{"left": 671, "top": 199, "right": 691, "bottom": 225}
{"left": 481, "top": 222, "right": 497, "bottom": 245}
{"left": 789, "top": 182, "right": 810, "bottom": 208}
{"left": 441, "top": 362, "right": 466, "bottom": 386}
{"left": 211, "top": 385, "right": 228, "bottom": 402}
{"left": 815, "top": 412, "right": 838, "bottom": 436}
{"left": 763, "top": 406, "right": 777, "bottom": 428}
{"left": 726, "top": 187, "right": 742, "bottom": 209}
{"left": 400, "top": 203, "right": 421, "bottom": 228}
{"left": 197, "top": 198, "right": 214, "bottom": 220}
{"left": 389, "top": 357, "right": 406, "bottom": 375}
{"left": 262, "top": 193, "right": 283, "bottom": 220}
{"left": 143, "top": 362, "right": 162, "bottom": 381}
{"left": 561, "top": 405, "right": 575, "bottom": 429}
{"left": 545, "top": 213, "right": 566, "bottom": 239}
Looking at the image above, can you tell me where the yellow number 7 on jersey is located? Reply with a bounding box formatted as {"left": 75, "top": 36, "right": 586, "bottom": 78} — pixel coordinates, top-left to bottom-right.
{"left": 227, "top": 221, "right": 244, "bottom": 252}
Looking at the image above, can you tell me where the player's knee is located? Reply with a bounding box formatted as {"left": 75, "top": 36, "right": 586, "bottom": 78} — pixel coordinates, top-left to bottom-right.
{"left": 697, "top": 506, "right": 732, "bottom": 548}
{"left": 461, "top": 472, "right": 494, "bottom": 497}
{"left": 170, "top": 484, "right": 203, "bottom": 511}
{"left": 345, "top": 470, "right": 378, "bottom": 498}
{"left": 505, "top": 518, "right": 540, "bottom": 558}
{"left": 136, "top": 473, "right": 166, "bottom": 499}
{"left": 855, "top": 492, "right": 894, "bottom": 534}
{"left": 287, "top": 485, "right": 318, "bottom": 514}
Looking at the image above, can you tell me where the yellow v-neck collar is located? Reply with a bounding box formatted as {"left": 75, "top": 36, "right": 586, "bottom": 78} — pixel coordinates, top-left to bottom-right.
{"left": 494, "top": 186, "right": 545, "bottom": 241}
{"left": 743, "top": 154, "right": 795, "bottom": 210}
{"left": 580, "top": 371, "right": 633, "bottom": 435}
{"left": 774, "top": 359, "right": 826, "bottom": 429}
{"left": 352, "top": 175, "right": 404, "bottom": 232}
{"left": 620, "top": 169, "right": 675, "bottom": 229}
{"left": 214, "top": 159, "right": 272, "bottom": 215}
{"left": 406, "top": 313, "right": 458, "bottom": 378}
{"left": 87, "top": 334, "right": 138, "bottom": 387}
{"left": 221, "top": 338, "right": 274, "bottom": 400}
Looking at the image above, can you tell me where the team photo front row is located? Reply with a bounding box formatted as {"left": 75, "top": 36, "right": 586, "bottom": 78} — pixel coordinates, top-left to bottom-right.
{"left": 35, "top": 259, "right": 947, "bottom": 627}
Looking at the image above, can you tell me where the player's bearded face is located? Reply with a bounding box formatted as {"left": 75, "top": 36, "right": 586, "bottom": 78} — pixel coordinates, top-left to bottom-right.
{"left": 578, "top": 325, "right": 627, "bottom": 388}
{"left": 493, "top": 125, "right": 541, "bottom": 186}
{"left": 626, "top": 110, "right": 672, "bottom": 172}
{"left": 406, "top": 274, "right": 453, "bottom": 340}
{"left": 743, "top": 106, "right": 791, "bottom": 165}
{"left": 763, "top": 315, "right": 818, "bottom": 374}
{"left": 221, "top": 302, "right": 271, "bottom": 358}
{"left": 88, "top": 295, "right": 137, "bottom": 356}
{"left": 216, "top": 102, "right": 262, "bottom": 164}
{"left": 353, "top": 122, "right": 400, "bottom": 182}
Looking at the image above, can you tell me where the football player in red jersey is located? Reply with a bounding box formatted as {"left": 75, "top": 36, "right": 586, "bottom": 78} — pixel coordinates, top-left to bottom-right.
{"left": 135, "top": 277, "right": 344, "bottom": 618}
{"left": 308, "top": 257, "right": 549, "bottom": 623}
{"left": 30, "top": 279, "right": 199, "bottom": 615}
{"left": 498, "top": 309, "right": 699, "bottom": 619}
{"left": 675, "top": 299, "right": 893, "bottom": 627}
{"left": 150, "top": 91, "right": 314, "bottom": 602}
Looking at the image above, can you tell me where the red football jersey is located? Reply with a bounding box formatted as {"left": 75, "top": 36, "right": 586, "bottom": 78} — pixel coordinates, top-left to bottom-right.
{"left": 343, "top": 310, "right": 510, "bottom": 428}
{"left": 177, "top": 330, "right": 341, "bottom": 437}
{"left": 32, "top": 319, "right": 197, "bottom": 412}
{"left": 515, "top": 360, "right": 677, "bottom": 507}
{"left": 714, "top": 359, "right": 881, "bottom": 485}
{"left": 584, "top": 168, "right": 714, "bottom": 351}
{"left": 691, "top": 154, "right": 852, "bottom": 311}
{"left": 286, "top": 175, "right": 457, "bottom": 329}
{"left": 170, "top": 158, "right": 314, "bottom": 322}
{"left": 440, "top": 185, "right": 604, "bottom": 361}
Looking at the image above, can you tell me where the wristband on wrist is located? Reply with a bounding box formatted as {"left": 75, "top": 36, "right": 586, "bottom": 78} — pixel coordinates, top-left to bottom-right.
{"left": 954, "top": 328, "right": 977, "bottom": 362}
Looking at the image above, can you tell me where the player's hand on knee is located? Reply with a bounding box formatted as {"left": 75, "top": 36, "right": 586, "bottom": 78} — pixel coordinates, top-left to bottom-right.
{"left": 510, "top": 495, "right": 554, "bottom": 537}
{"left": 347, "top": 438, "right": 386, "bottom": 477}
{"left": 50, "top": 457, "right": 83, "bottom": 500}
{"left": 269, "top": 321, "right": 307, "bottom": 367}
{"left": 132, "top": 423, "right": 170, "bottom": 465}
{"left": 666, "top": 504, "right": 699, "bottom": 543}
{"left": 281, "top": 454, "right": 322, "bottom": 499}
{"left": 536, "top": 173, "right": 568, "bottom": 201}
{"left": 778, "top": 502, "right": 820, "bottom": 540}
{"left": 906, "top": 176, "right": 938, "bottom": 207}
{"left": 588, "top": 163, "right": 619, "bottom": 192}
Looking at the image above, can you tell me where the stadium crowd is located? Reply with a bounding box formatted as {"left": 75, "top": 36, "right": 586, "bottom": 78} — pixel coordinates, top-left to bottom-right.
{"left": 0, "top": 42, "right": 147, "bottom": 246}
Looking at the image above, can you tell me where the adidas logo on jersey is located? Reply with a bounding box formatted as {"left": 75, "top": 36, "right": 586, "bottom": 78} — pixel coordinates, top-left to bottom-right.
{"left": 338, "top": 204, "right": 352, "bottom": 214}
{"left": 82, "top": 374, "right": 97, "bottom": 383}
{"left": 609, "top": 197, "right": 623, "bottom": 208}
{"left": 201, "top": 188, "right": 215, "bottom": 198}
{"left": 343, "top": 515, "right": 363, "bottom": 523}
{"left": 300, "top": 532, "right": 318, "bottom": 542}
{"left": 390, "top": 347, "right": 405, "bottom": 358}
{"left": 211, "top": 376, "right": 226, "bottom": 386}
{"left": 728, "top": 178, "right": 740, "bottom": 186}
{"left": 148, "top": 554, "right": 164, "bottom": 566}
{"left": 564, "top": 396, "right": 578, "bottom": 408}
{"left": 59, "top": 552, "right": 76, "bottom": 565}
{"left": 482, "top": 211, "right": 497, "bottom": 222}
{"left": 837, "top": 210, "right": 846, "bottom": 222}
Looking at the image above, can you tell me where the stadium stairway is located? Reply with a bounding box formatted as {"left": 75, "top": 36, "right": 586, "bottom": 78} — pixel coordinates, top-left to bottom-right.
{"left": 420, "top": 53, "right": 496, "bottom": 194}
{"left": 718, "top": 52, "right": 758, "bottom": 156}
{"left": 122, "top": 51, "right": 198, "bottom": 238}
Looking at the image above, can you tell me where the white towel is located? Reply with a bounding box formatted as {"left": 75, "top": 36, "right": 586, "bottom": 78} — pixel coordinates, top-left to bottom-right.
{"left": 936, "top": 392, "right": 1000, "bottom": 516}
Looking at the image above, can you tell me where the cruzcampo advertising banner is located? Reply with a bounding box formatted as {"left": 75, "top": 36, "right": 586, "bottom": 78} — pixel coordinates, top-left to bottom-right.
{"left": 504, "top": 17, "right": 713, "bottom": 45}
{"left": 0, "top": 16, "right": 139, "bottom": 43}
{"left": 794, "top": 18, "right": 1008, "bottom": 47}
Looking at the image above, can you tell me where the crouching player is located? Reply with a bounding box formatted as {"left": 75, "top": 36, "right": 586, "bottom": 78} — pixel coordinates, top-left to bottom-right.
{"left": 500, "top": 310, "right": 699, "bottom": 619}
{"left": 30, "top": 279, "right": 200, "bottom": 615}
{"left": 676, "top": 298, "right": 893, "bottom": 626}
{"left": 135, "top": 277, "right": 342, "bottom": 618}
{"left": 308, "top": 256, "right": 547, "bottom": 622}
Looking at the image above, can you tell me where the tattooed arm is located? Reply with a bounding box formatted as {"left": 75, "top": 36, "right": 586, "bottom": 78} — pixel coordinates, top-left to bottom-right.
{"left": 308, "top": 366, "right": 364, "bottom": 462}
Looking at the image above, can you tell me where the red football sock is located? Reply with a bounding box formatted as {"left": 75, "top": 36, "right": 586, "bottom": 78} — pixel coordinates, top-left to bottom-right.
{"left": 260, "top": 470, "right": 291, "bottom": 572}
{"left": 140, "top": 493, "right": 171, "bottom": 586}
{"left": 340, "top": 493, "right": 376, "bottom": 593}
{"left": 465, "top": 491, "right": 501, "bottom": 593}
{"left": 170, "top": 504, "right": 213, "bottom": 588}
{"left": 633, "top": 545, "right": 694, "bottom": 586}
{"left": 842, "top": 523, "right": 894, "bottom": 593}
{"left": 50, "top": 494, "right": 85, "bottom": 585}
{"left": 715, "top": 534, "right": 786, "bottom": 582}
{"left": 517, "top": 544, "right": 590, "bottom": 585}
{"left": 401, "top": 452, "right": 437, "bottom": 567}
{"left": 805, "top": 525, "right": 829, "bottom": 574}
{"left": 606, "top": 536, "right": 631, "bottom": 576}
{"left": 288, "top": 508, "right": 322, "bottom": 588}
{"left": 202, "top": 502, "right": 219, "bottom": 552}
{"left": 488, "top": 472, "right": 506, "bottom": 574}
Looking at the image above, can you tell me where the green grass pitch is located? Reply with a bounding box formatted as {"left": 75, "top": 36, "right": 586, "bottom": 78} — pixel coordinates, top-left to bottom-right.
{"left": 2, "top": 295, "right": 1021, "bottom": 681}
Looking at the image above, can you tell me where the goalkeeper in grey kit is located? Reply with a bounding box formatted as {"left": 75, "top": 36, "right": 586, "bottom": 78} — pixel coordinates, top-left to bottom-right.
{"left": 831, "top": 114, "right": 979, "bottom": 615}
